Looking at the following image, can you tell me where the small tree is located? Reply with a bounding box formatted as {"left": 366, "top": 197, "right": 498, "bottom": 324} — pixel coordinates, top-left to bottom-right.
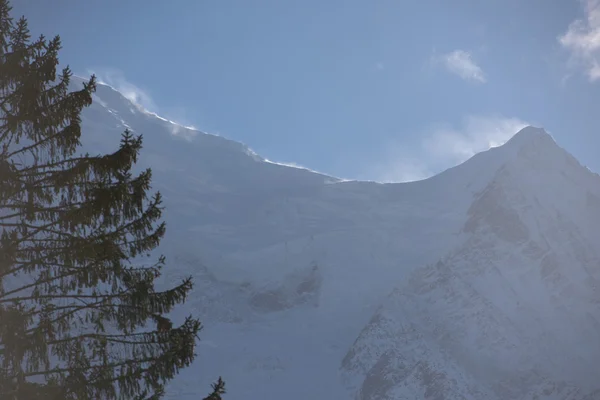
{"left": 203, "top": 377, "right": 226, "bottom": 400}
{"left": 0, "top": 1, "right": 207, "bottom": 398}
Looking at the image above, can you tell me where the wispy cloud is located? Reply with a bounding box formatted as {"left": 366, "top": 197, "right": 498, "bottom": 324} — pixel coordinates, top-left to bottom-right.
{"left": 422, "top": 115, "right": 528, "bottom": 162}
{"left": 436, "top": 50, "right": 487, "bottom": 83}
{"left": 558, "top": 0, "right": 600, "bottom": 81}
{"left": 87, "top": 68, "right": 198, "bottom": 139}
{"left": 368, "top": 158, "right": 432, "bottom": 183}
{"left": 88, "top": 68, "right": 158, "bottom": 113}
{"left": 367, "top": 115, "right": 529, "bottom": 183}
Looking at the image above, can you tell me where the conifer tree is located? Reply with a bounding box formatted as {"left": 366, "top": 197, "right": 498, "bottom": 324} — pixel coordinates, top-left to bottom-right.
{"left": 0, "top": 1, "right": 208, "bottom": 398}
{"left": 202, "top": 377, "right": 226, "bottom": 400}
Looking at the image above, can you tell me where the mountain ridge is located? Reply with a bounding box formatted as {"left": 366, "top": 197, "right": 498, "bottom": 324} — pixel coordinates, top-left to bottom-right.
{"left": 71, "top": 78, "right": 600, "bottom": 399}
{"left": 73, "top": 75, "right": 577, "bottom": 187}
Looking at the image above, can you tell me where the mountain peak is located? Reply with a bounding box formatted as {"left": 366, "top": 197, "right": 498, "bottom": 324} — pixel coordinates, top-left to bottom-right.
{"left": 503, "top": 125, "right": 556, "bottom": 149}
{"left": 426, "top": 125, "right": 564, "bottom": 196}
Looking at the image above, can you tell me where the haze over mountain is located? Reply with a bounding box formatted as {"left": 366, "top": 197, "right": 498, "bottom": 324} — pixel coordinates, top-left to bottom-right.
{"left": 74, "top": 76, "right": 600, "bottom": 399}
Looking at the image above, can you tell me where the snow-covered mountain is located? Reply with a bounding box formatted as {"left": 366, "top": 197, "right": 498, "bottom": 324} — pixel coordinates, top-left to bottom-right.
{"left": 341, "top": 132, "right": 600, "bottom": 399}
{"left": 74, "top": 77, "right": 600, "bottom": 399}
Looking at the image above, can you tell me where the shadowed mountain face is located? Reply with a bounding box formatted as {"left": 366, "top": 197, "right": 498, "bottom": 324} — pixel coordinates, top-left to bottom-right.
{"left": 74, "top": 77, "right": 600, "bottom": 399}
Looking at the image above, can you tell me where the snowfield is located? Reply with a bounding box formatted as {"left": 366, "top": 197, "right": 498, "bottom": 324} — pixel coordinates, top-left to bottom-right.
{"left": 74, "top": 77, "right": 600, "bottom": 399}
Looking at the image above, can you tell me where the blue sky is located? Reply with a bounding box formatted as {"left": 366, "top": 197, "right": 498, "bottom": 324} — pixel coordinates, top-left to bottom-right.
{"left": 12, "top": 0, "right": 600, "bottom": 181}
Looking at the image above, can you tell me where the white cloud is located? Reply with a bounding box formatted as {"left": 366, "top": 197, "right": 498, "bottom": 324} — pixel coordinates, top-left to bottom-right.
{"left": 368, "top": 158, "right": 432, "bottom": 183}
{"left": 423, "top": 115, "right": 528, "bottom": 163}
{"left": 437, "top": 50, "right": 487, "bottom": 83}
{"left": 88, "top": 68, "right": 158, "bottom": 113}
{"left": 87, "top": 68, "right": 199, "bottom": 139}
{"left": 559, "top": 0, "right": 600, "bottom": 81}
{"left": 368, "top": 115, "right": 529, "bottom": 183}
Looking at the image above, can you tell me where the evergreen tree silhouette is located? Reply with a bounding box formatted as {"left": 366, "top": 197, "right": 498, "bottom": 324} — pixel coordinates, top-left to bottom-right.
{"left": 0, "top": 1, "right": 222, "bottom": 398}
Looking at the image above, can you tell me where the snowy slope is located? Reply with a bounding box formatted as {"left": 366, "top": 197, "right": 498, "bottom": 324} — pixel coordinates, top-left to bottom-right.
{"left": 341, "top": 128, "right": 600, "bottom": 399}
{"left": 73, "top": 77, "right": 600, "bottom": 399}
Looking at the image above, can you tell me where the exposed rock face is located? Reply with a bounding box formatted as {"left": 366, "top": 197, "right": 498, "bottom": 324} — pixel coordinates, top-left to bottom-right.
{"left": 248, "top": 264, "right": 322, "bottom": 312}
